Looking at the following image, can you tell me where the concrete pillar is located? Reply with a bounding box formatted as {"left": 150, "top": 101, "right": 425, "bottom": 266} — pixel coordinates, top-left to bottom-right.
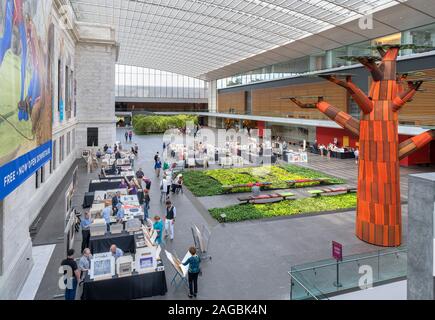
{"left": 74, "top": 22, "right": 119, "bottom": 150}
{"left": 208, "top": 80, "right": 217, "bottom": 113}
{"left": 407, "top": 172, "right": 435, "bottom": 300}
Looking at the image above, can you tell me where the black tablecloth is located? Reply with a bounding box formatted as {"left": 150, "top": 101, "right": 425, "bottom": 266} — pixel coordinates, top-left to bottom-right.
{"left": 89, "top": 180, "right": 122, "bottom": 192}
{"left": 331, "top": 151, "right": 355, "bottom": 159}
{"left": 83, "top": 192, "right": 95, "bottom": 208}
{"left": 82, "top": 267, "right": 167, "bottom": 300}
{"left": 89, "top": 231, "right": 135, "bottom": 254}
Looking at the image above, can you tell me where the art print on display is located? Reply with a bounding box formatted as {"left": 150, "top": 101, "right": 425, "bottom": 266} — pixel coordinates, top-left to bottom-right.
{"left": 140, "top": 257, "right": 153, "bottom": 269}
{"left": 0, "top": 0, "right": 54, "bottom": 199}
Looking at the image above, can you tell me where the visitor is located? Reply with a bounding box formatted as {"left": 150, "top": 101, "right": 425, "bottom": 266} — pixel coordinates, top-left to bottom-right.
{"left": 103, "top": 144, "right": 109, "bottom": 152}
{"left": 136, "top": 168, "right": 145, "bottom": 180}
{"left": 166, "top": 173, "right": 172, "bottom": 194}
{"left": 354, "top": 148, "right": 359, "bottom": 164}
{"left": 183, "top": 246, "right": 201, "bottom": 298}
{"left": 164, "top": 200, "right": 176, "bottom": 241}
{"left": 106, "top": 146, "right": 113, "bottom": 155}
{"left": 143, "top": 176, "right": 152, "bottom": 190}
{"left": 153, "top": 215, "right": 164, "bottom": 245}
{"left": 110, "top": 244, "right": 124, "bottom": 259}
{"left": 114, "top": 144, "right": 118, "bottom": 153}
{"left": 129, "top": 130, "right": 133, "bottom": 143}
{"left": 116, "top": 203, "right": 125, "bottom": 222}
{"left": 143, "top": 189, "right": 150, "bottom": 220}
{"left": 102, "top": 205, "right": 112, "bottom": 231}
{"left": 125, "top": 131, "right": 129, "bottom": 143}
{"left": 112, "top": 191, "right": 122, "bottom": 212}
{"left": 96, "top": 149, "right": 102, "bottom": 159}
{"left": 119, "top": 178, "right": 128, "bottom": 189}
{"left": 128, "top": 181, "right": 138, "bottom": 195}
{"left": 115, "top": 150, "right": 121, "bottom": 160}
{"left": 154, "top": 152, "right": 159, "bottom": 164}
{"left": 79, "top": 248, "right": 92, "bottom": 277}
{"left": 80, "top": 211, "right": 92, "bottom": 252}
{"left": 60, "top": 249, "right": 81, "bottom": 301}
{"left": 251, "top": 182, "right": 261, "bottom": 197}
{"left": 129, "top": 152, "right": 136, "bottom": 169}
{"left": 134, "top": 143, "right": 139, "bottom": 155}
{"left": 155, "top": 158, "right": 162, "bottom": 177}
{"left": 160, "top": 176, "right": 169, "bottom": 202}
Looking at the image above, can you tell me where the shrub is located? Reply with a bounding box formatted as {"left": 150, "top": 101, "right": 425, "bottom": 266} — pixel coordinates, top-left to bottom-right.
{"left": 209, "top": 193, "right": 357, "bottom": 222}
{"left": 133, "top": 115, "right": 198, "bottom": 134}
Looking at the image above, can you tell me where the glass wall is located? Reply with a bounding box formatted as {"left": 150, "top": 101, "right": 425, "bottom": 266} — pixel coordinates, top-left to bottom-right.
{"left": 218, "top": 23, "right": 435, "bottom": 89}
{"left": 116, "top": 65, "right": 208, "bottom": 99}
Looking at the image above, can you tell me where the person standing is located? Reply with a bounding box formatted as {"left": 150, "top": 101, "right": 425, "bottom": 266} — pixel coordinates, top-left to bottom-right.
{"left": 182, "top": 247, "right": 201, "bottom": 298}
{"left": 160, "top": 176, "right": 168, "bottom": 202}
{"left": 164, "top": 200, "right": 176, "bottom": 241}
{"left": 154, "top": 152, "right": 159, "bottom": 164}
{"left": 354, "top": 148, "right": 359, "bottom": 164}
{"left": 61, "top": 249, "right": 81, "bottom": 300}
{"left": 134, "top": 143, "right": 139, "bottom": 155}
{"left": 153, "top": 215, "right": 164, "bottom": 245}
{"left": 129, "top": 152, "right": 135, "bottom": 169}
{"left": 78, "top": 248, "right": 92, "bottom": 278}
{"left": 125, "top": 131, "right": 129, "bottom": 143}
{"left": 155, "top": 158, "right": 162, "bottom": 177}
{"left": 129, "top": 130, "right": 133, "bottom": 143}
{"left": 80, "top": 211, "right": 92, "bottom": 252}
{"left": 143, "top": 189, "right": 150, "bottom": 220}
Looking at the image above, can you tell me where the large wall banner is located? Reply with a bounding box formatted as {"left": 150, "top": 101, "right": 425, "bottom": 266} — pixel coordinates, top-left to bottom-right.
{"left": 0, "top": 0, "right": 53, "bottom": 200}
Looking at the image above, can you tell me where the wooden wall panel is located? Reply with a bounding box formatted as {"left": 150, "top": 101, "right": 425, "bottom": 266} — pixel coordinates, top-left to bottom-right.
{"left": 399, "top": 68, "right": 435, "bottom": 126}
{"left": 252, "top": 81, "right": 348, "bottom": 119}
{"left": 217, "top": 91, "right": 246, "bottom": 114}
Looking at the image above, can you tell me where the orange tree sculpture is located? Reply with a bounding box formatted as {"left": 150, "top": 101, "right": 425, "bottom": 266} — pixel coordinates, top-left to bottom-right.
{"left": 289, "top": 45, "right": 435, "bottom": 247}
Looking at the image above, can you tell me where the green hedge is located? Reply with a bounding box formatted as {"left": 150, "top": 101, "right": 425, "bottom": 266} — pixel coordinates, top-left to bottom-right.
{"left": 133, "top": 115, "right": 198, "bottom": 134}
{"left": 182, "top": 165, "right": 345, "bottom": 197}
{"left": 210, "top": 193, "right": 357, "bottom": 222}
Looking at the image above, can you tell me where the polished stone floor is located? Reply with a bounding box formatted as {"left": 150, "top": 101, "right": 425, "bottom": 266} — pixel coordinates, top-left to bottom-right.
{"left": 28, "top": 128, "right": 433, "bottom": 300}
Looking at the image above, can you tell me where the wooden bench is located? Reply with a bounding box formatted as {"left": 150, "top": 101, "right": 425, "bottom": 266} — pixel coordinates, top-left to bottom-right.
{"left": 307, "top": 187, "right": 357, "bottom": 197}
{"left": 222, "top": 182, "right": 273, "bottom": 193}
{"left": 238, "top": 192, "right": 295, "bottom": 204}
{"left": 286, "top": 178, "right": 330, "bottom": 187}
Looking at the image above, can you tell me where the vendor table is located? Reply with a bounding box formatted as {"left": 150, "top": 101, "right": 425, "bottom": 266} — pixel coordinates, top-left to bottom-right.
{"left": 331, "top": 151, "right": 355, "bottom": 159}
{"left": 81, "top": 262, "right": 167, "bottom": 300}
{"left": 89, "top": 179, "right": 123, "bottom": 192}
{"left": 83, "top": 192, "right": 95, "bottom": 208}
{"left": 89, "top": 231, "right": 135, "bottom": 254}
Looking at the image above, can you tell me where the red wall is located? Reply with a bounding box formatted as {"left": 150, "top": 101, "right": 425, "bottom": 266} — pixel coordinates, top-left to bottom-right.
{"left": 316, "top": 127, "right": 434, "bottom": 166}
{"left": 316, "top": 127, "right": 358, "bottom": 148}
{"left": 399, "top": 135, "right": 432, "bottom": 166}
{"left": 257, "top": 121, "right": 265, "bottom": 138}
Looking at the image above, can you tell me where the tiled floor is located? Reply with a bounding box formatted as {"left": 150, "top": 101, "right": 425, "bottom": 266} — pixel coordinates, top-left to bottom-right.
{"left": 31, "top": 129, "right": 433, "bottom": 300}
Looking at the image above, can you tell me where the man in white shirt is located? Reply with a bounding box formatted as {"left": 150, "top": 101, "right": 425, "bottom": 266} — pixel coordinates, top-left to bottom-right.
{"left": 164, "top": 200, "right": 176, "bottom": 241}
{"left": 160, "top": 176, "right": 169, "bottom": 203}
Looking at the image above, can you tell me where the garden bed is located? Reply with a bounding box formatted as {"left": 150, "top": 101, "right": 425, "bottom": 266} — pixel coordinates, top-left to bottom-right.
{"left": 182, "top": 165, "right": 344, "bottom": 197}
{"left": 209, "top": 193, "right": 357, "bottom": 223}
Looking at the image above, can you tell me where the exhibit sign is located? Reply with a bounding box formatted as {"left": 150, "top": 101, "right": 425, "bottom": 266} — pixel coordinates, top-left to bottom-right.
{"left": 0, "top": 141, "right": 52, "bottom": 200}
{"left": 332, "top": 241, "right": 343, "bottom": 261}
{"left": 0, "top": 0, "right": 54, "bottom": 200}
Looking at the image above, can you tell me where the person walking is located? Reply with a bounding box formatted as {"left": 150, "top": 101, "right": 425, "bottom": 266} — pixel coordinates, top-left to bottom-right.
{"left": 182, "top": 247, "right": 201, "bottom": 298}
{"left": 125, "top": 131, "right": 128, "bottom": 143}
{"left": 134, "top": 143, "right": 139, "bottom": 155}
{"left": 164, "top": 200, "right": 176, "bottom": 241}
{"left": 154, "top": 152, "right": 159, "bottom": 164}
{"left": 155, "top": 158, "right": 162, "bottom": 177}
{"left": 60, "top": 249, "right": 81, "bottom": 300}
{"left": 80, "top": 211, "right": 92, "bottom": 252}
{"left": 354, "top": 148, "right": 359, "bottom": 164}
{"left": 143, "top": 189, "right": 150, "bottom": 220}
{"left": 129, "top": 152, "right": 135, "bottom": 169}
{"left": 129, "top": 130, "right": 133, "bottom": 143}
{"left": 153, "top": 215, "right": 164, "bottom": 245}
{"left": 160, "top": 176, "right": 169, "bottom": 202}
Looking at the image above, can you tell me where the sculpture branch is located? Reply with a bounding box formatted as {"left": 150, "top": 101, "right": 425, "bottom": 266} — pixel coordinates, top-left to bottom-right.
{"left": 319, "top": 75, "right": 373, "bottom": 114}
{"left": 288, "top": 98, "right": 360, "bottom": 138}
{"left": 356, "top": 57, "right": 383, "bottom": 81}
{"left": 392, "top": 81, "right": 424, "bottom": 112}
{"left": 398, "top": 130, "right": 435, "bottom": 160}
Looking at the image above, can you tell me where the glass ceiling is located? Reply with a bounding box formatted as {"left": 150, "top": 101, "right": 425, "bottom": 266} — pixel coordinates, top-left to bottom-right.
{"left": 69, "top": 0, "right": 404, "bottom": 79}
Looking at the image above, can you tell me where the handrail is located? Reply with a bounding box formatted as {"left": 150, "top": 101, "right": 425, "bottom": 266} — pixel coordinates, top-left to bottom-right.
{"left": 290, "top": 248, "right": 407, "bottom": 273}
{"left": 288, "top": 272, "right": 321, "bottom": 300}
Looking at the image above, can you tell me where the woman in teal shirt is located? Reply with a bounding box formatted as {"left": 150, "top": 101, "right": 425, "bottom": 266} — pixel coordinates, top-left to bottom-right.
{"left": 183, "top": 247, "right": 201, "bottom": 298}
{"left": 153, "top": 215, "right": 164, "bottom": 245}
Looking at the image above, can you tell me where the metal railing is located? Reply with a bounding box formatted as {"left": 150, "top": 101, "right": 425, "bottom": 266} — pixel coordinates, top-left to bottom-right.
{"left": 289, "top": 247, "right": 407, "bottom": 300}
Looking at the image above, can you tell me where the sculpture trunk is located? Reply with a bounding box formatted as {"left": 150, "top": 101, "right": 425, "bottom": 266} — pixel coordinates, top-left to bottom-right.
{"left": 357, "top": 49, "right": 401, "bottom": 247}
